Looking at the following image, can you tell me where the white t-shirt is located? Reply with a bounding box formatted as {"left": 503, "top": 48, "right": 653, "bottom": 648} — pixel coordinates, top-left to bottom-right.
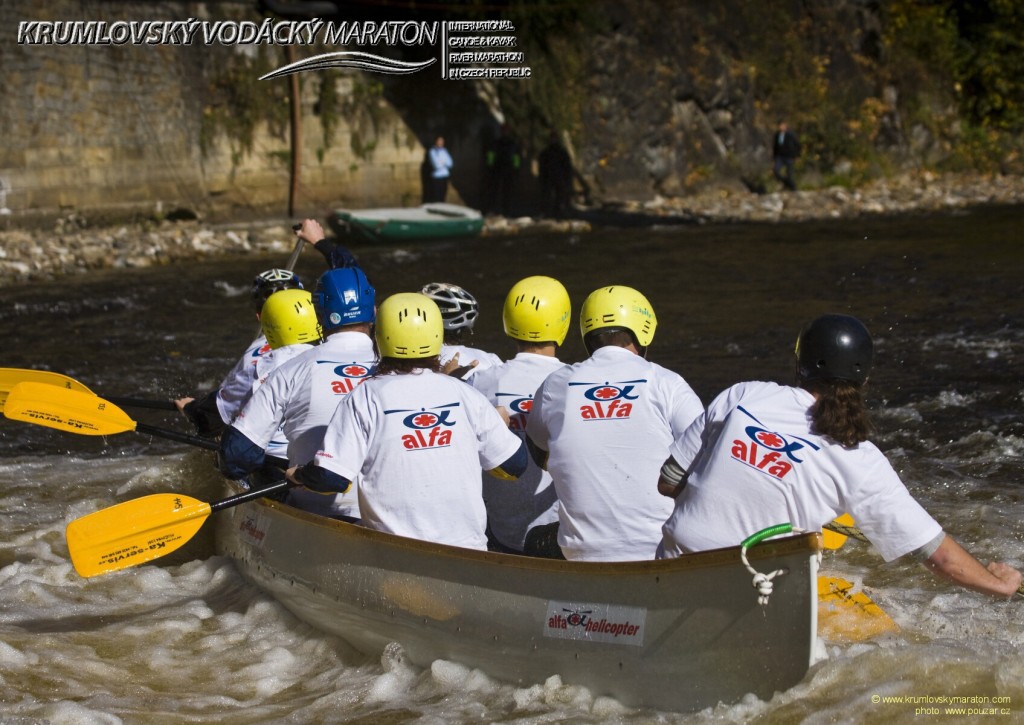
{"left": 233, "top": 331, "right": 377, "bottom": 517}
{"left": 441, "top": 343, "right": 502, "bottom": 379}
{"left": 251, "top": 342, "right": 315, "bottom": 459}
{"left": 471, "top": 352, "right": 565, "bottom": 550}
{"left": 216, "top": 334, "right": 271, "bottom": 424}
{"left": 526, "top": 346, "right": 704, "bottom": 561}
{"left": 659, "top": 381, "right": 942, "bottom": 562}
{"left": 313, "top": 369, "right": 523, "bottom": 550}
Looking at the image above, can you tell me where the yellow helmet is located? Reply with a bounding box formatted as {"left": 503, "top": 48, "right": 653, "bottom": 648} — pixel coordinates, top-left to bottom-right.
{"left": 503, "top": 276, "right": 571, "bottom": 346}
{"left": 260, "top": 289, "right": 321, "bottom": 349}
{"left": 375, "top": 293, "right": 443, "bottom": 358}
{"left": 579, "top": 285, "right": 657, "bottom": 348}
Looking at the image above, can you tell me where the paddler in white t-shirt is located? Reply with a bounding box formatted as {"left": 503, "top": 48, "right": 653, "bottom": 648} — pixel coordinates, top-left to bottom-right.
{"left": 470, "top": 276, "right": 571, "bottom": 556}
{"left": 175, "top": 267, "right": 304, "bottom": 437}
{"left": 287, "top": 292, "right": 527, "bottom": 550}
{"left": 525, "top": 285, "right": 705, "bottom": 561}
{"left": 657, "top": 314, "right": 1022, "bottom": 599}
{"left": 175, "top": 219, "right": 356, "bottom": 437}
{"left": 218, "top": 266, "right": 378, "bottom": 519}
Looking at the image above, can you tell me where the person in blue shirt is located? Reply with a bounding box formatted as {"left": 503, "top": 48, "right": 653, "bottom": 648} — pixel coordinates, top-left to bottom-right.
{"left": 424, "top": 136, "right": 454, "bottom": 203}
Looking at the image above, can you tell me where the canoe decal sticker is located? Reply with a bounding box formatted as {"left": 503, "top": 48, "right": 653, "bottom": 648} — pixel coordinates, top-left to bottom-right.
{"left": 238, "top": 512, "right": 270, "bottom": 548}
{"left": 544, "top": 601, "right": 645, "bottom": 646}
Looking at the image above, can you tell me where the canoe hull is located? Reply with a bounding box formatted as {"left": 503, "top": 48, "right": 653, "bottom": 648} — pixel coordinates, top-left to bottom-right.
{"left": 215, "top": 488, "right": 820, "bottom": 713}
{"left": 330, "top": 203, "right": 484, "bottom": 244}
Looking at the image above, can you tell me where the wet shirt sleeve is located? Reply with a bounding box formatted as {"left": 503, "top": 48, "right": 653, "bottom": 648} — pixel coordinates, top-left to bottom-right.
{"left": 840, "top": 445, "right": 944, "bottom": 562}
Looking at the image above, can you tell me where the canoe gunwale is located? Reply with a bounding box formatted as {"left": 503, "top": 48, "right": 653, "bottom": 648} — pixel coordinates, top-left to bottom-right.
{"left": 236, "top": 485, "right": 823, "bottom": 573}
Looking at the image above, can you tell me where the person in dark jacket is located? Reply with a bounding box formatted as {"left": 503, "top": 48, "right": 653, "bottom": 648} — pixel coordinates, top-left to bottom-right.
{"left": 772, "top": 120, "right": 801, "bottom": 191}
{"left": 538, "top": 132, "right": 574, "bottom": 219}
{"left": 484, "top": 124, "right": 522, "bottom": 216}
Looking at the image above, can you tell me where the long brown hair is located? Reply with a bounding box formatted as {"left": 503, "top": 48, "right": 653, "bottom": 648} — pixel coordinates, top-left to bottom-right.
{"left": 373, "top": 355, "right": 441, "bottom": 376}
{"left": 802, "top": 379, "right": 873, "bottom": 448}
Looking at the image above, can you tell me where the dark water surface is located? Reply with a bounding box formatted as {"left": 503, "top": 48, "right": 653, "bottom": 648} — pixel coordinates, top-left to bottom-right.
{"left": 0, "top": 205, "right": 1021, "bottom": 723}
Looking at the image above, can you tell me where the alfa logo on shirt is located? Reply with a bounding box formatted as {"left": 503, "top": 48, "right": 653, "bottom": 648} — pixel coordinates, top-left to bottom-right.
{"left": 496, "top": 392, "right": 533, "bottom": 431}
{"left": 319, "top": 361, "right": 372, "bottom": 394}
{"left": 731, "top": 406, "right": 820, "bottom": 480}
{"left": 385, "top": 402, "right": 458, "bottom": 450}
{"left": 570, "top": 379, "right": 645, "bottom": 420}
{"left": 250, "top": 343, "right": 272, "bottom": 362}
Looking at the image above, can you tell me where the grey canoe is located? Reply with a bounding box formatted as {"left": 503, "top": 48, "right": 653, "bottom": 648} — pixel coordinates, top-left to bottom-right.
{"left": 214, "top": 484, "right": 822, "bottom": 713}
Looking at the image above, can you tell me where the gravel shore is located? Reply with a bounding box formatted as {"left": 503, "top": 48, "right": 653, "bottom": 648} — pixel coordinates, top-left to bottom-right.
{"left": 2, "top": 171, "right": 1022, "bottom": 288}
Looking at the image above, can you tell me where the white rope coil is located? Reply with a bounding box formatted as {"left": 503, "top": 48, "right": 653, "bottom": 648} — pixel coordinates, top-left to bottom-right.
{"left": 739, "top": 524, "right": 794, "bottom": 606}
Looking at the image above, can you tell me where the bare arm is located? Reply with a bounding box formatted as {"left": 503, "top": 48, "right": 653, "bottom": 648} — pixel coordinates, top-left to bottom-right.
{"left": 924, "top": 535, "right": 1022, "bottom": 599}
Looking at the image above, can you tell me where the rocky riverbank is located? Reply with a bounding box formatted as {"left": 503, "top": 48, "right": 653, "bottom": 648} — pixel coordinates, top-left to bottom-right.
{"left": 1, "top": 171, "right": 1022, "bottom": 288}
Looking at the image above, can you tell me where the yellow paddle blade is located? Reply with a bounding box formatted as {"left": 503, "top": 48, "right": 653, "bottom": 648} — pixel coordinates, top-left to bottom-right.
{"left": 817, "top": 575, "right": 898, "bottom": 642}
{"left": 3, "top": 382, "right": 136, "bottom": 435}
{"left": 822, "top": 513, "right": 856, "bottom": 549}
{"left": 0, "top": 368, "right": 94, "bottom": 411}
{"left": 66, "top": 493, "right": 212, "bottom": 577}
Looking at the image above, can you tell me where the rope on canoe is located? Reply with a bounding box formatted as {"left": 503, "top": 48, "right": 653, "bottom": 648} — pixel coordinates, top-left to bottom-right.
{"left": 822, "top": 520, "right": 870, "bottom": 542}
{"left": 740, "top": 524, "right": 793, "bottom": 606}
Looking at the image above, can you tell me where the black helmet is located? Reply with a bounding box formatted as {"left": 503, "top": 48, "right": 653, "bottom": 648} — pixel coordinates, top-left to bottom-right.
{"left": 251, "top": 268, "right": 303, "bottom": 312}
{"left": 796, "top": 314, "right": 873, "bottom": 384}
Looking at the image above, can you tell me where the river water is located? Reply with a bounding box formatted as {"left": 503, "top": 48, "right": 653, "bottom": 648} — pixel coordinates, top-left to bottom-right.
{"left": 1, "top": 206, "right": 1022, "bottom": 724}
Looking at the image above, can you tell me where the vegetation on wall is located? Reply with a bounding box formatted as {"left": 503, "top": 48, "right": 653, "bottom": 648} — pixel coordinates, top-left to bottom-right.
{"left": 199, "top": 46, "right": 291, "bottom": 165}
{"left": 341, "top": 78, "right": 385, "bottom": 160}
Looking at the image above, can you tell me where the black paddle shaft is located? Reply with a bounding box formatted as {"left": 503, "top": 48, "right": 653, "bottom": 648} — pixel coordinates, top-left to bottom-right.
{"left": 105, "top": 396, "right": 178, "bottom": 412}
{"left": 134, "top": 422, "right": 219, "bottom": 451}
{"left": 210, "top": 481, "right": 292, "bottom": 513}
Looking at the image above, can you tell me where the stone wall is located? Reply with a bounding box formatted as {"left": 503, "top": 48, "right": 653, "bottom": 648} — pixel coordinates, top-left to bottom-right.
{"left": 0, "top": 1, "right": 438, "bottom": 224}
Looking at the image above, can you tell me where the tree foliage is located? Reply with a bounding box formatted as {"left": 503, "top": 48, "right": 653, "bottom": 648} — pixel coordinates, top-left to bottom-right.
{"left": 882, "top": 0, "right": 1024, "bottom": 131}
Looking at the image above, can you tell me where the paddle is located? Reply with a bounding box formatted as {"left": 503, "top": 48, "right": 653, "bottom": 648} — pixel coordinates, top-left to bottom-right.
{"left": 818, "top": 574, "right": 899, "bottom": 641}
{"left": 821, "top": 513, "right": 856, "bottom": 549}
{"left": 3, "top": 382, "right": 218, "bottom": 451}
{"left": 285, "top": 225, "right": 305, "bottom": 269}
{"left": 0, "top": 367, "right": 176, "bottom": 412}
{"left": 823, "top": 516, "right": 867, "bottom": 544}
{"left": 66, "top": 481, "right": 290, "bottom": 577}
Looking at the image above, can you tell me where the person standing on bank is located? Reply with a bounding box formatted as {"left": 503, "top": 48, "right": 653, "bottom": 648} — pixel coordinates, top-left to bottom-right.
{"left": 471, "top": 276, "right": 571, "bottom": 556}
{"left": 656, "top": 314, "right": 1022, "bottom": 599}
{"left": 424, "top": 136, "right": 454, "bottom": 203}
{"left": 525, "top": 285, "right": 705, "bottom": 561}
{"left": 538, "top": 131, "right": 574, "bottom": 219}
{"left": 772, "top": 120, "right": 801, "bottom": 191}
{"left": 287, "top": 292, "right": 527, "bottom": 550}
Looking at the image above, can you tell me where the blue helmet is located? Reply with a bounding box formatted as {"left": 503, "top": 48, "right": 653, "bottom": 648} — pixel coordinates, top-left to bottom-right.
{"left": 312, "top": 267, "right": 376, "bottom": 332}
